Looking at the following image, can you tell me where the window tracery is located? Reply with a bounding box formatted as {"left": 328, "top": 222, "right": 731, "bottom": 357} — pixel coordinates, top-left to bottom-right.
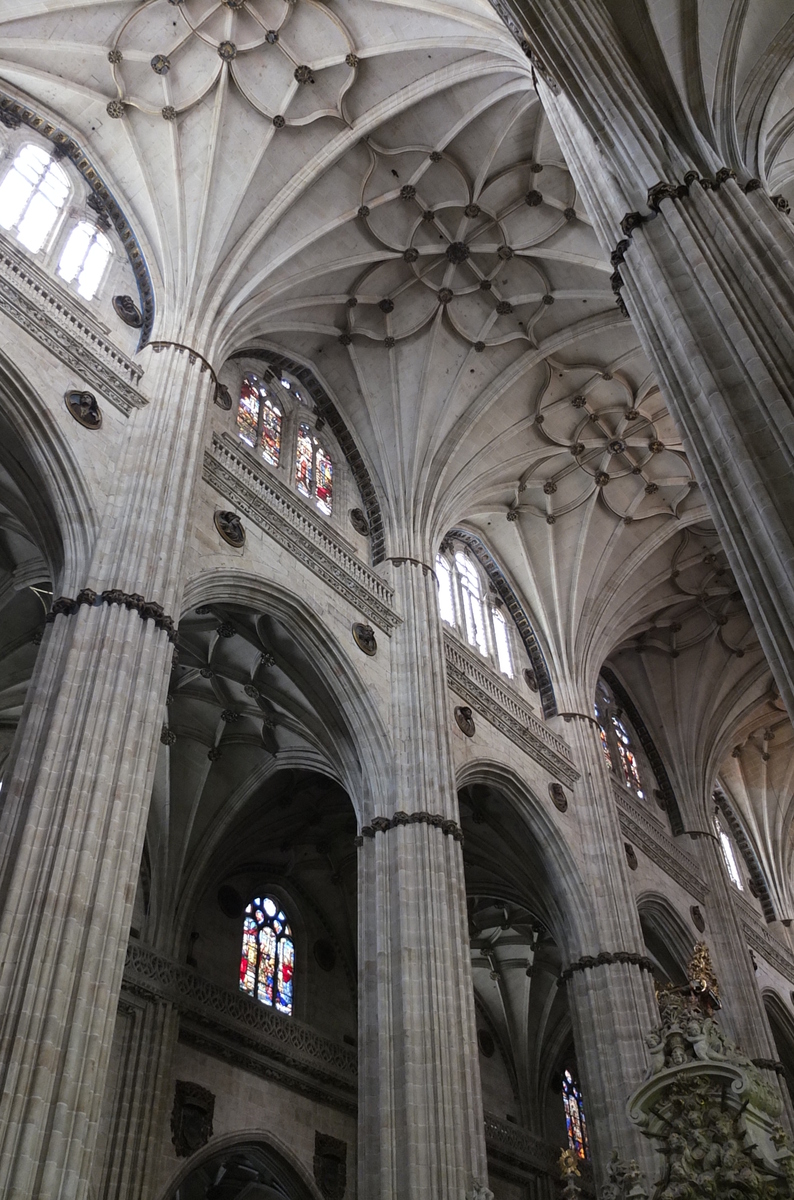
{"left": 239, "top": 896, "right": 294, "bottom": 1015}
{"left": 714, "top": 814, "right": 744, "bottom": 891}
{"left": 435, "top": 542, "right": 518, "bottom": 680}
{"left": 0, "top": 143, "right": 69, "bottom": 253}
{"left": 234, "top": 368, "right": 335, "bottom": 517}
{"left": 57, "top": 220, "right": 112, "bottom": 300}
{"left": 562, "top": 1069, "right": 589, "bottom": 1159}
{"left": 595, "top": 678, "right": 653, "bottom": 801}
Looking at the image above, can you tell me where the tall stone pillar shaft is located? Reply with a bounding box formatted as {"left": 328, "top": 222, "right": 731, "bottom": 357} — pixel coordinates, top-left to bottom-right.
{"left": 357, "top": 556, "right": 487, "bottom": 1200}
{"left": 0, "top": 348, "right": 213, "bottom": 1200}
{"left": 505, "top": 0, "right": 794, "bottom": 719}
{"left": 555, "top": 708, "right": 659, "bottom": 1183}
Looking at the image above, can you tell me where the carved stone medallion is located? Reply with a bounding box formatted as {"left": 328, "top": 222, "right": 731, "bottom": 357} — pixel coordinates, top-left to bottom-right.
{"left": 352, "top": 622, "right": 377, "bottom": 656}
{"left": 549, "top": 782, "right": 567, "bottom": 812}
{"left": 349, "top": 507, "right": 370, "bottom": 536}
{"left": 112, "top": 294, "right": 143, "bottom": 328}
{"left": 214, "top": 382, "right": 232, "bottom": 409}
{"left": 690, "top": 905, "right": 705, "bottom": 933}
{"left": 171, "top": 1080, "right": 215, "bottom": 1157}
{"left": 454, "top": 705, "right": 476, "bottom": 737}
{"left": 523, "top": 667, "right": 539, "bottom": 691}
{"left": 313, "top": 1132, "right": 347, "bottom": 1200}
{"left": 624, "top": 842, "right": 638, "bottom": 871}
{"left": 65, "top": 390, "right": 102, "bottom": 429}
{"left": 214, "top": 510, "right": 245, "bottom": 547}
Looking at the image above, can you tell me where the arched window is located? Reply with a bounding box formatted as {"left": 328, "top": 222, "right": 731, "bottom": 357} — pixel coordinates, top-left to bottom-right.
{"left": 435, "top": 542, "right": 523, "bottom": 681}
{"left": 295, "top": 423, "right": 333, "bottom": 515}
{"left": 715, "top": 814, "right": 744, "bottom": 891}
{"left": 562, "top": 1069, "right": 589, "bottom": 1159}
{"left": 611, "top": 713, "right": 645, "bottom": 799}
{"left": 0, "top": 143, "right": 69, "bottom": 253}
{"left": 595, "top": 678, "right": 650, "bottom": 800}
{"left": 594, "top": 680, "right": 613, "bottom": 771}
{"left": 239, "top": 896, "right": 294, "bottom": 1015}
{"left": 456, "top": 550, "right": 488, "bottom": 656}
{"left": 237, "top": 373, "right": 282, "bottom": 466}
{"left": 435, "top": 554, "right": 455, "bottom": 625}
{"left": 57, "top": 220, "right": 112, "bottom": 300}
{"left": 492, "top": 607, "right": 514, "bottom": 678}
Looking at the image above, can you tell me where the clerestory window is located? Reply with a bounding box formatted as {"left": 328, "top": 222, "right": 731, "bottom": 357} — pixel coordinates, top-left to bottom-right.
{"left": 435, "top": 542, "right": 517, "bottom": 680}
{"left": 57, "top": 220, "right": 112, "bottom": 300}
{"left": 0, "top": 143, "right": 69, "bottom": 253}
{"left": 239, "top": 895, "right": 294, "bottom": 1014}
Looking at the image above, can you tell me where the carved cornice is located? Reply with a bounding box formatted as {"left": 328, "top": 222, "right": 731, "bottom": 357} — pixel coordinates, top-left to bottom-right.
{"left": 0, "top": 91, "right": 155, "bottom": 343}
{"left": 123, "top": 942, "right": 357, "bottom": 1110}
{"left": 613, "top": 784, "right": 709, "bottom": 903}
{"left": 557, "top": 950, "right": 655, "bottom": 987}
{"left": 46, "top": 588, "right": 177, "bottom": 642}
{"left": 444, "top": 633, "right": 578, "bottom": 785}
{"left": 0, "top": 233, "right": 146, "bottom": 416}
{"left": 204, "top": 433, "right": 400, "bottom": 634}
{"left": 742, "top": 917, "right": 794, "bottom": 986}
{"left": 355, "top": 810, "right": 464, "bottom": 846}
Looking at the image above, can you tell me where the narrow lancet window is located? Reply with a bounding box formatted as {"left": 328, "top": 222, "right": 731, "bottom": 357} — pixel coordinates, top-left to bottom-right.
{"left": 563, "top": 1069, "right": 589, "bottom": 1159}
{"left": 58, "top": 221, "right": 112, "bottom": 299}
{"left": 435, "top": 555, "right": 455, "bottom": 625}
{"left": 715, "top": 816, "right": 744, "bottom": 890}
{"left": 456, "top": 551, "right": 487, "bottom": 656}
{"left": 0, "top": 144, "right": 69, "bottom": 253}
{"left": 240, "top": 896, "right": 294, "bottom": 1014}
{"left": 237, "top": 373, "right": 282, "bottom": 466}
{"left": 492, "top": 607, "right": 513, "bottom": 677}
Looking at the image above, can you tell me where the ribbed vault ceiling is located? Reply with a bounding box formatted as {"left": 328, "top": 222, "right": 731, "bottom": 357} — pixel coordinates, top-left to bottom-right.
{"left": 0, "top": 0, "right": 792, "bottom": 922}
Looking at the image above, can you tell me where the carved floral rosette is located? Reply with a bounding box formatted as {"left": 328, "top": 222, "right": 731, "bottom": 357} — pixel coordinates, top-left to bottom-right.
{"left": 628, "top": 990, "right": 794, "bottom": 1198}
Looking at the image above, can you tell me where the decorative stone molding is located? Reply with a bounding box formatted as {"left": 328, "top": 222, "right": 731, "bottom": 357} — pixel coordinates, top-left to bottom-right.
{"left": 444, "top": 633, "right": 578, "bottom": 786}
{"left": 123, "top": 942, "right": 357, "bottom": 1107}
{"left": 613, "top": 784, "right": 709, "bottom": 903}
{"left": 742, "top": 917, "right": 794, "bottom": 986}
{"left": 557, "top": 950, "right": 655, "bottom": 987}
{"left": 0, "top": 232, "right": 146, "bottom": 416}
{"left": 483, "top": 1111, "right": 578, "bottom": 1183}
{"left": 355, "top": 810, "right": 464, "bottom": 847}
{"left": 46, "top": 588, "right": 178, "bottom": 642}
{"left": 204, "top": 433, "right": 400, "bottom": 634}
{"left": 0, "top": 91, "right": 155, "bottom": 343}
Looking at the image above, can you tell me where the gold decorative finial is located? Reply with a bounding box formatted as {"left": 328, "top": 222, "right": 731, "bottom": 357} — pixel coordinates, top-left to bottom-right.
{"left": 688, "top": 940, "right": 719, "bottom": 999}
{"left": 559, "top": 1148, "right": 581, "bottom": 1178}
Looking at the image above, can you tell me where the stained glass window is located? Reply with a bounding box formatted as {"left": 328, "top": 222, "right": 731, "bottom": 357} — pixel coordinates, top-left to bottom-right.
{"left": 595, "top": 709, "right": 613, "bottom": 770}
{"left": 239, "top": 896, "right": 294, "bottom": 1015}
{"left": 715, "top": 816, "right": 744, "bottom": 890}
{"left": 57, "top": 221, "right": 112, "bottom": 300}
{"left": 315, "top": 443, "right": 333, "bottom": 515}
{"left": 611, "top": 714, "right": 644, "bottom": 799}
{"left": 0, "top": 144, "right": 69, "bottom": 253}
{"left": 563, "top": 1069, "right": 589, "bottom": 1159}
{"left": 492, "top": 607, "right": 514, "bottom": 677}
{"left": 295, "top": 422, "right": 313, "bottom": 497}
{"left": 456, "top": 551, "right": 488, "bottom": 656}
{"left": 436, "top": 555, "right": 455, "bottom": 625}
{"left": 237, "top": 373, "right": 282, "bottom": 465}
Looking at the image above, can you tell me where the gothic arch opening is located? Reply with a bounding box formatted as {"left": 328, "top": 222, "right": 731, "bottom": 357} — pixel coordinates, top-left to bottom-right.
{"left": 164, "top": 1139, "right": 319, "bottom": 1200}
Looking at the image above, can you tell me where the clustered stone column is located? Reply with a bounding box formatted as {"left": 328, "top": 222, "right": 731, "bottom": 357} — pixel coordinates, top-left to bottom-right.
{"left": 357, "top": 552, "right": 488, "bottom": 1200}
{"left": 553, "top": 699, "right": 660, "bottom": 1184}
{"left": 0, "top": 347, "right": 214, "bottom": 1200}
{"left": 509, "top": 0, "right": 794, "bottom": 720}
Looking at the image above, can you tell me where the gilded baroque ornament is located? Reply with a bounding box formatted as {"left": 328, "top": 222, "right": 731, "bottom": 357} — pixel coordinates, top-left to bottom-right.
{"left": 106, "top": 0, "right": 360, "bottom": 127}
{"left": 628, "top": 985, "right": 794, "bottom": 1199}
